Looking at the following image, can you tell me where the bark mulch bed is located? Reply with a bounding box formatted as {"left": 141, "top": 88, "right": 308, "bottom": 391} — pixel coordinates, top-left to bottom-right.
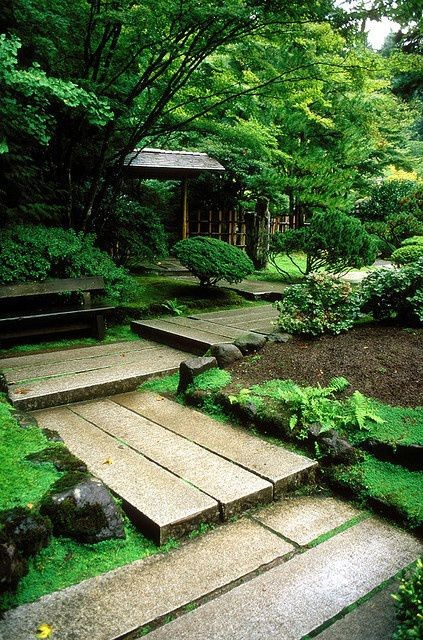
{"left": 227, "top": 325, "right": 423, "bottom": 408}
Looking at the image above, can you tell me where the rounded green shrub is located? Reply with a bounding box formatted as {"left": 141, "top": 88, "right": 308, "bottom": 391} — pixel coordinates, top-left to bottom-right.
{"left": 173, "top": 236, "right": 254, "bottom": 287}
{"left": 357, "top": 259, "right": 423, "bottom": 325}
{"left": 276, "top": 273, "right": 358, "bottom": 336}
{"left": 0, "top": 225, "right": 139, "bottom": 302}
{"left": 391, "top": 244, "right": 423, "bottom": 266}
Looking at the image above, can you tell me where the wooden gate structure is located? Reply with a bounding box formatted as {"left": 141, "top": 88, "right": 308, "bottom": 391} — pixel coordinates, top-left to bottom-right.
{"left": 188, "top": 209, "right": 246, "bottom": 247}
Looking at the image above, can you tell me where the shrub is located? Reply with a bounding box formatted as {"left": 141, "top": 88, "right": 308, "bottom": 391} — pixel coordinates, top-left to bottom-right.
{"left": 357, "top": 259, "right": 423, "bottom": 325}
{"left": 0, "top": 225, "right": 139, "bottom": 302}
{"left": 355, "top": 180, "right": 423, "bottom": 222}
{"left": 268, "top": 211, "right": 378, "bottom": 277}
{"left": 392, "top": 559, "right": 423, "bottom": 640}
{"left": 391, "top": 244, "right": 423, "bottom": 266}
{"left": 385, "top": 213, "right": 423, "bottom": 247}
{"left": 173, "top": 236, "right": 254, "bottom": 287}
{"left": 276, "top": 273, "right": 359, "bottom": 336}
{"left": 402, "top": 236, "right": 423, "bottom": 246}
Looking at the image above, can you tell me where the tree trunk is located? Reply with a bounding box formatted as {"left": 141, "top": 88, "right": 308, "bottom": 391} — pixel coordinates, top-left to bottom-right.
{"left": 245, "top": 196, "right": 270, "bottom": 270}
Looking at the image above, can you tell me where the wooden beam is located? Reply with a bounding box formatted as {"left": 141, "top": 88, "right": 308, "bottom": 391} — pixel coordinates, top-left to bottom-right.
{"left": 182, "top": 177, "right": 189, "bottom": 239}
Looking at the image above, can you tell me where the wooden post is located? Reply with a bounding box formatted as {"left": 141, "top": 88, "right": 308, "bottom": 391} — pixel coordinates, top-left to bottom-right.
{"left": 182, "top": 176, "right": 189, "bottom": 239}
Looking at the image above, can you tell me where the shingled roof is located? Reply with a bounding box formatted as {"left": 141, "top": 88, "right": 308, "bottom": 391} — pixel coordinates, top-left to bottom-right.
{"left": 124, "top": 148, "right": 225, "bottom": 178}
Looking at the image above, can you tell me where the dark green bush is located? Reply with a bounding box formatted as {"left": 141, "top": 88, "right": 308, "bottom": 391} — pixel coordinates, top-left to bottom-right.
{"left": 355, "top": 180, "right": 423, "bottom": 222}
{"left": 276, "top": 274, "right": 358, "bottom": 336}
{"left": 385, "top": 213, "right": 423, "bottom": 247}
{"left": 173, "top": 236, "right": 254, "bottom": 287}
{"left": 0, "top": 225, "right": 139, "bottom": 302}
{"left": 357, "top": 259, "right": 423, "bottom": 325}
{"left": 268, "top": 211, "right": 378, "bottom": 276}
{"left": 392, "top": 559, "right": 423, "bottom": 640}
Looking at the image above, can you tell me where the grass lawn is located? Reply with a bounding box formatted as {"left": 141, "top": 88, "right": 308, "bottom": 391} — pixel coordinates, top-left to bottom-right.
{"left": 252, "top": 252, "right": 306, "bottom": 282}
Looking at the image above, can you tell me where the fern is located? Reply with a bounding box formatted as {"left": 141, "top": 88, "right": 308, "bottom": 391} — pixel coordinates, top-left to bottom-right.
{"left": 348, "top": 391, "right": 384, "bottom": 430}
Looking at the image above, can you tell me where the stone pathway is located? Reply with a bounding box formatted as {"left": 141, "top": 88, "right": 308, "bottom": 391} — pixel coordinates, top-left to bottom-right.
{"left": 32, "top": 392, "right": 316, "bottom": 543}
{"left": 131, "top": 304, "right": 279, "bottom": 354}
{"left": 0, "top": 340, "right": 187, "bottom": 410}
{"left": 1, "top": 497, "right": 420, "bottom": 640}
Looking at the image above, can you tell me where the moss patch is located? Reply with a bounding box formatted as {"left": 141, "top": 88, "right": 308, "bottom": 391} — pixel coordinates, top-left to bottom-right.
{"left": 333, "top": 454, "right": 423, "bottom": 529}
{"left": 139, "top": 373, "right": 180, "bottom": 395}
{"left": 188, "top": 369, "right": 231, "bottom": 393}
{"left": 347, "top": 402, "right": 423, "bottom": 447}
{"left": 0, "top": 401, "right": 62, "bottom": 511}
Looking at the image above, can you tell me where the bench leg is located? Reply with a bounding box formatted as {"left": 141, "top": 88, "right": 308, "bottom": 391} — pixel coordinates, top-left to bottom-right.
{"left": 92, "top": 314, "right": 105, "bottom": 340}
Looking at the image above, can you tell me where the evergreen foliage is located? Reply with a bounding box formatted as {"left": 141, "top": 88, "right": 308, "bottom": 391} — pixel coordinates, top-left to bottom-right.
{"left": 174, "top": 237, "right": 254, "bottom": 287}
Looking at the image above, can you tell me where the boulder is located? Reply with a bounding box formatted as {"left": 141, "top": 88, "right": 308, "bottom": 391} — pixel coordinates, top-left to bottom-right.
{"left": 13, "top": 409, "right": 39, "bottom": 429}
{"left": 267, "top": 332, "right": 292, "bottom": 344}
{"left": 40, "top": 477, "right": 125, "bottom": 543}
{"left": 0, "top": 508, "right": 52, "bottom": 558}
{"left": 209, "top": 343, "right": 243, "bottom": 368}
{"left": 177, "top": 356, "right": 217, "bottom": 394}
{"left": 234, "top": 332, "right": 266, "bottom": 355}
{"left": 309, "top": 426, "right": 358, "bottom": 464}
{"left": 0, "top": 541, "right": 28, "bottom": 593}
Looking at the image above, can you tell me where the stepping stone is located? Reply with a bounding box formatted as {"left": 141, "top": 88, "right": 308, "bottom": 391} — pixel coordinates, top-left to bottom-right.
{"left": 190, "top": 305, "right": 279, "bottom": 334}
{"left": 6, "top": 345, "right": 186, "bottom": 410}
{"left": 0, "top": 518, "right": 293, "bottom": 640}
{"left": 131, "top": 318, "right": 239, "bottom": 354}
{"left": 70, "top": 399, "right": 273, "bottom": 518}
{"left": 113, "top": 392, "right": 317, "bottom": 497}
{"left": 252, "top": 496, "right": 361, "bottom": 546}
{"left": 144, "top": 518, "right": 422, "bottom": 640}
{"left": 32, "top": 406, "right": 219, "bottom": 544}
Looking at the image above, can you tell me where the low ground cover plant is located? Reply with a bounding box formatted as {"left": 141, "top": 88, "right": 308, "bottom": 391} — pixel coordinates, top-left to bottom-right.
{"left": 173, "top": 236, "right": 254, "bottom": 287}
{"left": 276, "top": 274, "right": 358, "bottom": 336}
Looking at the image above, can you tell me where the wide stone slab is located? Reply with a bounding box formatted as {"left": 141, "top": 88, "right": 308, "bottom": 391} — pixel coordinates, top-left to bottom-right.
{"left": 131, "top": 318, "right": 234, "bottom": 354}
{"left": 70, "top": 399, "right": 273, "bottom": 518}
{"left": 252, "top": 496, "right": 361, "bottom": 545}
{"left": 314, "top": 581, "right": 400, "bottom": 640}
{"left": 166, "top": 316, "right": 249, "bottom": 339}
{"left": 7, "top": 345, "right": 186, "bottom": 410}
{"left": 33, "top": 407, "right": 219, "bottom": 543}
{"left": 0, "top": 518, "right": 293, "bottom": 640}
{"left": 0, "top": 339, "right": 156, "bottom": 370}
{"left": 145, "top": 518, "right": 422, "bottom": 640}
{"left": 113, "top": 392, "right": 317, "bottom": 497}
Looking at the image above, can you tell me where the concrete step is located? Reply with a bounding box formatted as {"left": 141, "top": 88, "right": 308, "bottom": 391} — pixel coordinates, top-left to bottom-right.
{"left": 69, "top": 399, "right": 273, "bottom": 518}
{"left": 191, "top": 305, "right": 279, "bottom": 333}
{"left": 5, "top": 343, "right": 186, "bottom": 410}
{"left": 144, "top": 518, "right": 422, "bottom": 640}
{"left": 33, "top": 406, "right": 220, "bottom": 544}
{"left": 113, "top": 392, "right": 317, "bottom": 497}
{"left": 131, "top": 318, "right": 236, "bottom": 354}
{"left": 0, "top": 518, "right": 294, "bottom": 640}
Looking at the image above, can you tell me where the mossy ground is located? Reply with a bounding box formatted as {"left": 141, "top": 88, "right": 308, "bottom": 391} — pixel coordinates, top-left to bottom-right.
{"left": 346, "top": 402, "right": 423, "bottom": 447}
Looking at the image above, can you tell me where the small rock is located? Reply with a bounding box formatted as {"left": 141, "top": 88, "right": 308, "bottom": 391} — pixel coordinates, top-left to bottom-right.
{"left": 40, "top": 478, "right": 125, "bottom": 543}
{"left": 209, "top": 343, "right": 243, "bottom": 368}
{"left": 13, "top": 409, "right": 39, "bottom": 429}
{"left": 0, "top": 508, "right": 52, "bottom": 558}
{"left": 0, "top": 541, "right": 28, "bottom": 592}
{"left": 267, "top": 332, "right": 292, "bottom": 343}
{"left": 177, "top": 356, "right": 217, "bottom": 394}
{"left": 234, "top": 332, "right": 267, "bottom": 355}
{"left": 319, "top": 429, "right": 358, "bottom": 464}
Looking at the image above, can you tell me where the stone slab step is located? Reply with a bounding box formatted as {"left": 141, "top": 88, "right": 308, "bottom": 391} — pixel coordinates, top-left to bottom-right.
{"left": 145, "top": 518, "right": 422, "bottom": 640}
{"left": 33, "top": 406, "right": 219, "bottom": 544}
{"left": 6, "top": 345, "right": 186, "bottom": 410}
{"left": 190, "top": 305, "right": 279, "bottom": 333}
{"left": 166, "top": 316, "right": 251, "bottom": 339}
{"left": 0, "top": 518, "right": 293, "bottom": 640}
{"left": 70, "top": 399, "right": 273, "bottom": 518}
{"left": 131, "top": 318, "right": 237, "bottom": 354}
{"left": 113, "top": 392, "right": 317, "bottom": 497}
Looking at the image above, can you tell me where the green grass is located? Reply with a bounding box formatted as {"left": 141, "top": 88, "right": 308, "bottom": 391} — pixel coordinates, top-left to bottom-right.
{"left": 139, "top": 373, "right": 180, "bottom": 395}
{"left": 334, "top": 454, "right": 423, "bottom": 529}
{"left": 0, "top": 399, "right": 61, "bottom": 511}
{"left": 252, "top": 252, "right": 306, "bottom": 282}
{"left": 0, "top": 520, "right": 178, "bottom": 611}
{"left": 0, "top": 324, "right": 139, "bottom": 359}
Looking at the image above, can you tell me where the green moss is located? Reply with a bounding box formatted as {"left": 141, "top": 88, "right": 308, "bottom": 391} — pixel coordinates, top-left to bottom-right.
{"left": 26, "top": 445, "right": 87, "bottom": 472}
{"left": 0, "top": 518, "right": 178, "bottom": 611}
{"left": 189, "top": 369, "right": 231, "bottom": 393}
{"left": 334, "top": 454, "right": 423, "bottom": 529}
{"left": 139, "top": 373, "right": 180, "bottom": 395}
{"left": 348, "top": 403, "right": 423, "bottom": 447}
{"left": 0, "top": 402, "right": 61, "bottom": 511}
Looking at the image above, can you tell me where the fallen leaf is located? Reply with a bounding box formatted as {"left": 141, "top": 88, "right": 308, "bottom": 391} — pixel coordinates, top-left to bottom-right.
{"left": 102, "top": 458, "right": 113, "bottom": 465}
{"left": 36, "top": 623, "right": 53, "bottom": 638}
{"left": 27, "top": 503, "right": 34, "bottom": 510}
{"left": 14, "top": 388, "right": 31, "bottom": 395}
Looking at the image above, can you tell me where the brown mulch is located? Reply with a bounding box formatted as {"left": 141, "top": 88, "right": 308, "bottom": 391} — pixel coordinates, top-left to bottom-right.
{"left": 227, "top": 326, "right": 423, "bottom": 407}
